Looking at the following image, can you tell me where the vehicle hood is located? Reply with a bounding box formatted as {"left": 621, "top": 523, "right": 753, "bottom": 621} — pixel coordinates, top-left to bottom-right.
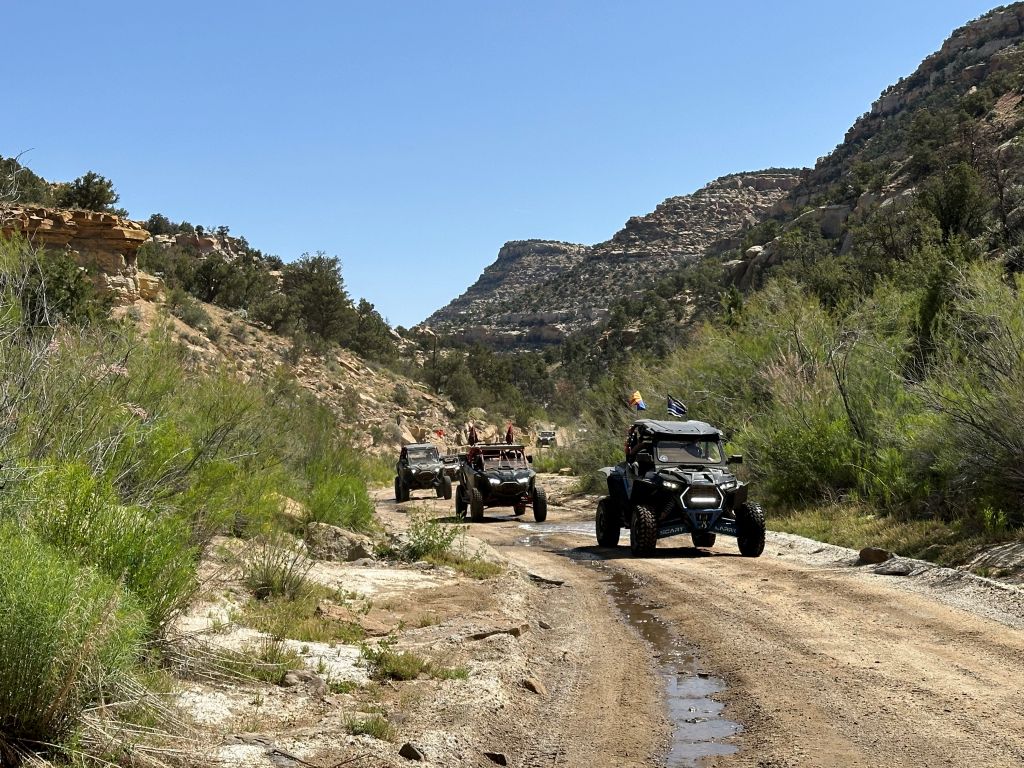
{"left": 485, "top": 468, "right": 534, "bottom": 481}
{"left": 660, "top": 466, "right": 736, "bottom": 485}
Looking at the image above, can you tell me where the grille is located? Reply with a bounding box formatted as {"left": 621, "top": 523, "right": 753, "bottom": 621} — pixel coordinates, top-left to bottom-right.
{"left": 683, "top": 485, "right": 722, "bottom": 510}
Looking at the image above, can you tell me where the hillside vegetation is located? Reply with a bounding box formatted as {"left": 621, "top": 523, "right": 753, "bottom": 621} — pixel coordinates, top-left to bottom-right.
{"left": 0, "top": 233, "right": 383, "bottom": 763}
{"left": 549, "top": 4, "right": 1024, "bottom": 562}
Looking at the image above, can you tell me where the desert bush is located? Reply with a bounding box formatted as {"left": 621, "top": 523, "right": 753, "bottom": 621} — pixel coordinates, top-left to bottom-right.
{"left": 917, "top": 261, "right": 1024, "bottom": 521}
{"left": 345, "top": 714, "right": 395, "bottom": 741}
{"left": 241, "top": 534, "right": 312, "bottom": 600}
{"left": 25, "top": 463, "right": 198, "bottom": 631}
{"left": 304, "top": 468, "right": 376, "bottom": 532}
{"left": 401, "top": 515, "right": 460, "bottom": 561}
{"left": 359, "top": 635, "right": 466, "bottom": 682}
{"left": 168, "top": 289, "right": 213, "bottom": 330}
{"left": 0, "top": 524, "right": 145, "bottom": 748}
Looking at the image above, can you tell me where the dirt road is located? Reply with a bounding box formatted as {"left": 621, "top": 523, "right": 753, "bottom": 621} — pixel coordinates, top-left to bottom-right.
{"left": 392, "top": 476, "right": 1024, "bottom": 768}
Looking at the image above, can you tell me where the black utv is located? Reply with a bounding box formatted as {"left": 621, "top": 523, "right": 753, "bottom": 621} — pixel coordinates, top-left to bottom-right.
{"left": 394, "top": 443, "right": 452, "bottom": 503}
{"left": 596, "top": 419, "right": 765, "bottom": 557}
{"left": 455, "top": 443, "right": 547, "bottom": 523}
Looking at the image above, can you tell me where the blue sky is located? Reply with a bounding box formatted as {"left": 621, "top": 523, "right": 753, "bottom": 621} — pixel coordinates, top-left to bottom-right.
{"left": 2, "top": 1, "right": 997, "bottom": 326}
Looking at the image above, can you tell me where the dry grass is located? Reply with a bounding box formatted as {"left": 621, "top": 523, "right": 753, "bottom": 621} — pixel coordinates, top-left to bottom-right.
{"left": 771, "top": 501, "right": 1023, "bottom": 568}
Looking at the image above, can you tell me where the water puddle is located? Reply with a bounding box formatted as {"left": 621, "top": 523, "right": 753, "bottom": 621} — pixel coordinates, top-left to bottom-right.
{"left": 604, "top": 568, "right": 740, "bottom": 766}
{"left": 518, "top": 521, "right": 595, "bottom": 538}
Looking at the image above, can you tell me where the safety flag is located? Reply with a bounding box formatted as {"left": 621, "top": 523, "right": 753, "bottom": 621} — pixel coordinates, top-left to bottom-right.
{"left": 628, "top": 391, "right": 647, "bottom": 411}
{"left": 667, "top": 395, "right": 688, "bottom": 418}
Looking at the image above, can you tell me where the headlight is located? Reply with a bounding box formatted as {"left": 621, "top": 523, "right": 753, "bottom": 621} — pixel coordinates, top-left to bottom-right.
{"left": 517, "top": 476, "right": 530, "bottom": 485}
{"left": 662, "top": 480, "right": 681, "bottom": 490}
{"left": 720, "top": 480, "right": 737, "bottom": 491}
{"left": 489, "top": 477, "right": 500, "bottom": 486}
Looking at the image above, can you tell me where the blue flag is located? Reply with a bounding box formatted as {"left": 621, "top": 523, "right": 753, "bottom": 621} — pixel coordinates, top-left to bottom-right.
{"left": 667, "top": 395, "right": 687, "bottom": 417}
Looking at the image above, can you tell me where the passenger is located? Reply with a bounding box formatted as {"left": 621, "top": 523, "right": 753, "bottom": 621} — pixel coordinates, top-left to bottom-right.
{"left": 625, "top": 425, "right": 640, "bottom": 461}
{"left": 505, "top": 423, "right": 514, "bottom": 444}
{"left": 468, "top": 424, "right": 479, "bottom": 446}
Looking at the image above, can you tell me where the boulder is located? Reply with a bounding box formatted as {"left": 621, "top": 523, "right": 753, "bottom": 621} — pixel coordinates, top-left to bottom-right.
{"left": 280, "top": 669, "right": 327, "bottom": 698}
{"left": 874, "top": 559, "right": 914, "bottom": 577}
{"left": 859, "top": 546, "right": 894, "bottom": 564}
{"left": 399, "top": 743, "right": 425, "bottom": 761}
{"left": 136, "top": 271, "right": 165, "bottom": 301}
{"left": 304, "top": 522, "right": 375, "bottom": 562}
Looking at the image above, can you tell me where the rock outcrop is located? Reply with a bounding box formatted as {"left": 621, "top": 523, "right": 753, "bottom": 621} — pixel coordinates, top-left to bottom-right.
{"left": 1, "top": 205, "right": 150, "bottom": 303}
{"left": 425, "top": 171, "right": 803, "bottom": 346}
{"left": 807, "top": 4, "right": 1024, "bottom": 190}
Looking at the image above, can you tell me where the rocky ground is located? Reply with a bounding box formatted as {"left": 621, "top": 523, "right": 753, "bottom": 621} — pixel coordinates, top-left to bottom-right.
{"left": 163, "top": 474, "right": 1024, "bottom": 768}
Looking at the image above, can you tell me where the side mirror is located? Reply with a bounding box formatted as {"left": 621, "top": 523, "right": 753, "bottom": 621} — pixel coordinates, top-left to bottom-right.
{"left": 727, "top": 454, "right": 743, "bottom": 465}
{"left": 527, "top": 455, "right": 534, "bottom": 464}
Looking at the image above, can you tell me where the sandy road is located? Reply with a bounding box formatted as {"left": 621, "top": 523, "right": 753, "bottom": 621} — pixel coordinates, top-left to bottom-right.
{"left": 427, "top": 477, "right": 1024, "bottom": 768}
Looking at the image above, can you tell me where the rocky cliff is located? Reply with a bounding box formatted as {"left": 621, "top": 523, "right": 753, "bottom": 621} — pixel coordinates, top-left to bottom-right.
{"left": 729, "top": 3, "right": 1024, "bottom": 292}
{"left": 1, "top": 205, "right": 150, "bottom": 302}
{"left": 425, "top": 170, "right": 802, "bottom": 346}
{"left": 804, "top": 3, "right": 1024, "bottom": 191}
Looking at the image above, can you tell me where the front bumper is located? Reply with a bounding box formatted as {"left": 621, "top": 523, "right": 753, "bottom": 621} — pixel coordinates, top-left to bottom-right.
{"left": 656, "top": 508, "right": 737, "bottom": 540}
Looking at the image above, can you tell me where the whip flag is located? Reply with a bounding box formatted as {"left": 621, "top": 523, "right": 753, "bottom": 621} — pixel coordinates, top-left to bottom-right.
{"left": 667, "top": 395, "right": 687, "bottom": 418}
{"left": 628, "top": 391, "right": 647, "bottom": 411}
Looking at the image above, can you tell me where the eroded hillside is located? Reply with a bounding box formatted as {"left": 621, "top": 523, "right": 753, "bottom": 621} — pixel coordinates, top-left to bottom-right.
{"left": 425, "top": 171, "right": 802, "bottom": 347}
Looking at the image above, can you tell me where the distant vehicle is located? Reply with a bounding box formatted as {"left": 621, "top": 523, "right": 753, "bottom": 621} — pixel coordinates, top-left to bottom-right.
{"left": 394, "top": 443, "right": 452, "bottom": 502}
{"left": 537, "top": 430, "right": 557, "bottom": 448}
{"left": 596, "top": 419, "right": 765, "bottom": 557}
{"left": 441, "top": 453, "right": 461, "bottom": 481}
{"left": 456, "top": 443, "right": 547, "bottom": 523}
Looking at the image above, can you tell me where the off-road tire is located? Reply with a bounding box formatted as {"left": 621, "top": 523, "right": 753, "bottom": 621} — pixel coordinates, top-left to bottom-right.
{"left": 435, "top": 481, "right": 444, "bottom": 498}
{"left": 401, "top": 478, "right": 411, "bottom": 503}
{"left": 441, "top": 475, "right": 453, "bottom": 500}
{"left": 691, "top": 532, "right": 717, "bottom": 548}
{"left": 469, "top": 487, "right": 484, "bottom": 522}
{"left": 630, "top": 505, "right": 657, "bottom": 557}
{"left": 455, "top": 486, "right": 467, "bottom": 520}
{"left": 394, "top": 477, "right": 401, "bottom": 502}
{"left": 736, "top": 502, "right": 766, "bottom": 557}
{"left": 596, "top": 497, "right": 621, "bottom": 547}
{"left": 532, "top": 486, "right": 548, "bottom": 522}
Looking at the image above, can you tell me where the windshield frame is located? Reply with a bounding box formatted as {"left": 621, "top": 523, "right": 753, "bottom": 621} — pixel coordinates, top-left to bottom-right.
{"left": 481, "top": 448, "right": 529, "bottom": 470}
{"left": 653, "top": 438, "right": 725, "bottom": 465}
{"left": 406, "top": 447, "right": 439, "bottom": 463}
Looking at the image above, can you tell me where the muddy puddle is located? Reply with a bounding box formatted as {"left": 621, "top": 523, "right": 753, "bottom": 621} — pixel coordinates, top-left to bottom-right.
{"left": 604, "top": 568, "right": 740, "bottom": 766}
{"left": 518, "top": 520, "right": 595, "bottom": 542}
{"left": 516, "top": 519, "right": 741, "bottom": 763}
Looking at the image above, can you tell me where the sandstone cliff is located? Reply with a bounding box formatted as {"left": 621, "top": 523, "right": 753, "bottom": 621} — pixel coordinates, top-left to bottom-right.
{"left": 425, "top": 171, "right": 802, "bottom": 346}
{"left": 1, "top": 205, "right": 150, "bottom": 302}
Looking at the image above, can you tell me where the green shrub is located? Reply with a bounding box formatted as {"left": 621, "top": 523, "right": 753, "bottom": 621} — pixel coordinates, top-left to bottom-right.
{"left": 54, "top": 171, "right": 120, "bottom": 212}
{"left": 241, "top": 534, "right": 312, "bottom": 600}
{"left": 401, "top": 515, "right": 460, "bottom": 561}
{"left": 26, "top": 463, "right": 198, "bottom": 632}
{"left": 359, "top": 636, "right": 465, "bottom": 682}
{"left": 345, "top": 714, "right": 394, "bottom": 741}
{"left": 169, "top": 291, "right": 213, "bottom": 330}
{"left": 0, "top": 524, "right": 145, "bottom": 747}
{"left": 305, "top": 466, "right": 375, "bottom": 532}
